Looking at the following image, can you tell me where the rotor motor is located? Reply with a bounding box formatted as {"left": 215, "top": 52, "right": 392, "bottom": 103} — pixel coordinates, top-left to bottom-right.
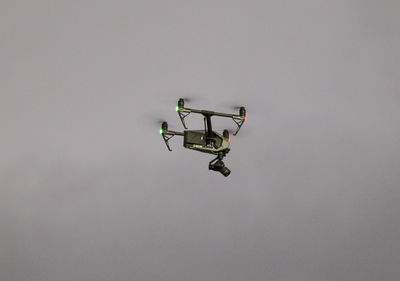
{"left": 178, "top": 98, "right": 185, "bottom": 109}
{"left": 239, "top": 106, "right": 246, "bottom": 117}
{"left": 161, "top": 121, "right": 168, "bottom": 131}
{"left": 223, "top": 129, "right": 229, "bottom": 139}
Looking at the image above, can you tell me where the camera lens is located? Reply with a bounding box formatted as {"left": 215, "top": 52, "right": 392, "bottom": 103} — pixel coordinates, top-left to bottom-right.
{"left": 220, "top": 166, "right": 231, "bottom": 177}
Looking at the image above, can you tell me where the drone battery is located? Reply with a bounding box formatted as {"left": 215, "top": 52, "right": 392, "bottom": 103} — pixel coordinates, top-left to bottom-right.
{"left": 183, "top": 131, "right": 206, "bottom": 148}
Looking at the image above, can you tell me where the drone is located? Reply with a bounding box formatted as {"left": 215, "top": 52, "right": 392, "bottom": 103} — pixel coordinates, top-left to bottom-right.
{"left": 159, "top": 98, "right": 247, "bottom": 176}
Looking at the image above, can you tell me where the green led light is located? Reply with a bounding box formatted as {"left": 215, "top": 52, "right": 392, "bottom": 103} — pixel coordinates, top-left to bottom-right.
{"left": 159, "top": 129, "right": 163, "bottom": 134}
{"left": 176, "top": 106, "right": 179, "bottom": 112}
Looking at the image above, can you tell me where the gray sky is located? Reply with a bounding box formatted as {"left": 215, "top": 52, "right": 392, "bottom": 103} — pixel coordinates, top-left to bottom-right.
{"left": 1, "top": 1, "right": 400, "bottom": 281}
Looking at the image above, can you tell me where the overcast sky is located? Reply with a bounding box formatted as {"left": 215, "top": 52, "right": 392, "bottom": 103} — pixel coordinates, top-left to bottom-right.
{"left": 1, "top": 1, "right": 400, "bottom": 281}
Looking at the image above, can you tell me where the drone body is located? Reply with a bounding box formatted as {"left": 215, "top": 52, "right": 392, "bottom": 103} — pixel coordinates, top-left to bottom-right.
{"left": 183, "top": 130, "right": 230, "bottom": 154}
{"left": 160, "top": 98, "right": 246, "bottom": 176}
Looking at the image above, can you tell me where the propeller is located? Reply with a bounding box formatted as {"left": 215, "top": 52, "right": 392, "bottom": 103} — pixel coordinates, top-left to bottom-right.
{"left": 150, "top": 118, "right": 167, "bottom": 134}
{"left": 152, "top": 118, "right": 165, "bottom": 125}
{"left": 180, "top": 96, "right": 196, "bottom": 103}
{"left": 223, "top": 129, "right": 241, "bottom": 136}
{"left": 219, "top": 103, "right": 246, "bottom": 116}
{"left": 145, "top": 114, "right": 176, "bottom": 134}
{"left": 228, "top": 105, "right": 243, "bottom": 110}
{"left": 177, "top": 96, "right": 199, "bottom": 109}
{"left": 149, "top": 116, "right": 166, "bottom": 128}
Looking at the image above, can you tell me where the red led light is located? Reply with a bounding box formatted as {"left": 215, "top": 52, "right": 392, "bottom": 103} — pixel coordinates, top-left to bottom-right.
{"left": 244, "top": 115, "right": 247, "bottom": 120}
{"left": 228, "top": 138, "right": 231, "bottom": 143}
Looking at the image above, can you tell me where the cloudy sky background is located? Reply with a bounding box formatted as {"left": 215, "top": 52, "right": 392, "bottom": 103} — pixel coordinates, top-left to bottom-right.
{"left": 1, "top": 1, "right": 400, "bottom": 281}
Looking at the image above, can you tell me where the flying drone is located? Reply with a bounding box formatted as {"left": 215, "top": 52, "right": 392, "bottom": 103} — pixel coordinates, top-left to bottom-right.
{"left": 159, "top": 98, "right": 247, "bottom": 176}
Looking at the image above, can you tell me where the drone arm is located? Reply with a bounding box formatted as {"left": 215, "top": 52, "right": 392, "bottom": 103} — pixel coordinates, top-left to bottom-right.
{"left": 160, "top": 130, "right": 184, "bottom": 151}
{"left": 180, "top": 108, "right": 246, "bottom": 135}
{"left": 176, "top": 98, "right": 246, "bottom": 135}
